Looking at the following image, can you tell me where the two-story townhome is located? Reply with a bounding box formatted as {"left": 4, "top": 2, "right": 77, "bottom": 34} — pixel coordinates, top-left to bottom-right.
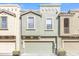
{"left": 59, "top": 9, "right": 79, "bottom": 55}
{"left": 1, "top": 3, "right": 79, "bottom": 56}
{"left": 20, "top": 4, "right": 60, "bottom": 55}
{"left": 0, "top": 4, "right": 21, "bottom": 54}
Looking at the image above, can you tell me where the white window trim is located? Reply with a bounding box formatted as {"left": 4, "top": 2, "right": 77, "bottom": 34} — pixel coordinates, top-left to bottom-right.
{"left": 45, "top": 18, "right": 54, "bottom": 31}
{"left": 26, "top": 16, "right": 36, "bottom": 30}
{"left": 0, "top": 16, "right": 8, "bottom": 30}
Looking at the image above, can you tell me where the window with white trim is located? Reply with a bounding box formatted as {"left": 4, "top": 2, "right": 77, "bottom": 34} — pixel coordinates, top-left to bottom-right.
{"left": 46, "top": 18, "right": 52, "bottom": 30}
{"left": 0, "top": 16, "right": 7, "bottom": 29}
{"left": 27, "top": 17, "right": 34, "bottom": 29}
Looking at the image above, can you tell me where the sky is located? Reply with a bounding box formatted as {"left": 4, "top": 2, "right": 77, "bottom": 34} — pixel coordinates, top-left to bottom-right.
{"left": 16, "top": 3, "right": 79, "bottom": 12}
{"left": 19, "top": 3, "right": 79, "bottom": 12}
{"left": 61, "top": 3, "right": 79, "bottom": 12}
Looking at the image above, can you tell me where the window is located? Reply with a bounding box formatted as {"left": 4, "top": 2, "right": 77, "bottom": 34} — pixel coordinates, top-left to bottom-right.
{"left": 0, "top": 16, "right": 7, "bottom": 29}
{"left": 27, "top": 17, "right": 34, "bottom": 29}
{"left": 64, "top": 18, "right": 69, "bottom": 33}
{"left": 46, "top": 18, "right": 52, "bottom": 29}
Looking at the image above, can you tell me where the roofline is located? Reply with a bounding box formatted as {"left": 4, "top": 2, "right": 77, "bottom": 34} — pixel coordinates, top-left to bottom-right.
{"left": 0, "top": 10, "right": 16, "bottom": 17}
{"left": 0, "top": 4, "right": 20, "bottom": 8}
{"left": 21, "top": 11, "right": 42, "bottom": 17}
{"left": 59, "top": 12, "right": 75, "bottom": 16}
{"left": 40, "top": 3, "right": 61, "bottom": 7}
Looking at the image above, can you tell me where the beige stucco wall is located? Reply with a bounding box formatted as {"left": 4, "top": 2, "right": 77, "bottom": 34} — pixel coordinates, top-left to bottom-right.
{"left": 60, "top": 12, "right": 79, "bottom": 36}
{"left": 0, "top": 4, "right": 20, "bottom": 36}
{"left": 0, "top": 14, "right": 18, "bottom": 35}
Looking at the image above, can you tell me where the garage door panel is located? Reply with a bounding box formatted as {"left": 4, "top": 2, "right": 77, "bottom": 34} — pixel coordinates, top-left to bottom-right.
{"left": 24, "top": 42, "right": 54, "bottom": 55}
{"left": 64, "top": 41, "right": 79, "bottom": 55}
{"left": 0, "top": 42, "right": 15, "bottom": 53}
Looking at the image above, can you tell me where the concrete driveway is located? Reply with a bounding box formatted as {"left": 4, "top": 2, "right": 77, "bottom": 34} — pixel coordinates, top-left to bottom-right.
{"left": 21, "top": 53, "right": 56, "bottom": 56}
{"left": 0, "top": 53, "right": 12, "bottom": 56}
{"left": 0, "top": 53, "right": 57, "bottom": 56}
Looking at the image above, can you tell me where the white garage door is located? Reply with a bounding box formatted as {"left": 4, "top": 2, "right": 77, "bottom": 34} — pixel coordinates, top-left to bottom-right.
{"left": 64, "top": 41, "right": 79, "bottom": 55}
{"left": 24, "top": 42, "right": 54, "bottom": 55}
{"left": 0, "top": 42, "right": 15, "bottom": 53}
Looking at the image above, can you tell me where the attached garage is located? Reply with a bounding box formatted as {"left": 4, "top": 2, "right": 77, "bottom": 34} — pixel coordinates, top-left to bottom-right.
{"left": 0, "top": 42, "right": 15, "bottom": 53}
{"left": 62, "top": 38, "right": 79, "bottom": 55}
{"left": 23, "top": 41, "right": 54, "bottom": 55}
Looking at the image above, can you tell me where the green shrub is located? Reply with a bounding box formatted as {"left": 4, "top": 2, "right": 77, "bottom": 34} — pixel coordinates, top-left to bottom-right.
{"left": 12, "top": 50, "right": 20, "bottom": 56}
{"left": 57, "top": 48, "right": 66, "bottom": 56}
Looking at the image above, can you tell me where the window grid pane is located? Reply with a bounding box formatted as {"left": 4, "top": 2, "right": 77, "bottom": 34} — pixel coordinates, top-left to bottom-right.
{"left": 64, "top": 18, "right": 69, "bottom": 33}
{"left": 1, "top": 16, "right": 7, "bottom": 29}
{"left": 46, "top": 18, "right": 52, "bottom": 29}
{"left": 28, "top": 17, "right": 34, "bottom": 28}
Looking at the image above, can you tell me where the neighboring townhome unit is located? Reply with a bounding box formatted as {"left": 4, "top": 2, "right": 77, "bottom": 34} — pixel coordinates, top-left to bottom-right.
{"left": 0, "top": 4, "right": 21, "bottom": 54}
{"left": 20, "top": 4, "right": 60, "bottom": 55}
{"left": 59, "top": 9, "right": 79, "bottom": 56}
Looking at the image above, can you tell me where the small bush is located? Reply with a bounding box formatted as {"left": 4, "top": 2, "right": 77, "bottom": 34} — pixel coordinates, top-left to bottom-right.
{"left": 57, "top": 48, "right": 66, "bottom": 56}
{"left": 12, "top": 50, "right": 20, "bottom": 56}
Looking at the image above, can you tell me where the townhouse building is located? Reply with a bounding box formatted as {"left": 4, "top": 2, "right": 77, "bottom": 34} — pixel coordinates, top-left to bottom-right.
{"left": 20, "top": 4, "right": 60, "bottom": 55}
{"left": 0, "top": 3, "right": 79, "bottom": 56}
{"left": 59, "top": 10, "right": 79, "bottom": 55}
{"left": 0, "top": 4, "right": 21, "bottom": 54}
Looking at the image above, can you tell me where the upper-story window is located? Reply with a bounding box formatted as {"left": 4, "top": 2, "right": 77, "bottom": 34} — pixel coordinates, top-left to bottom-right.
{"left": 0, "top": 16, "right": 7, "bottom": 29}
{"left": 64, "top": 18, "right": 69, "bottom": 33}
{"left": 46, "top": 18, "right": 52, "bottom": 30}
{"left": 27, "top": 17, "right": 34, "bottom": 29}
